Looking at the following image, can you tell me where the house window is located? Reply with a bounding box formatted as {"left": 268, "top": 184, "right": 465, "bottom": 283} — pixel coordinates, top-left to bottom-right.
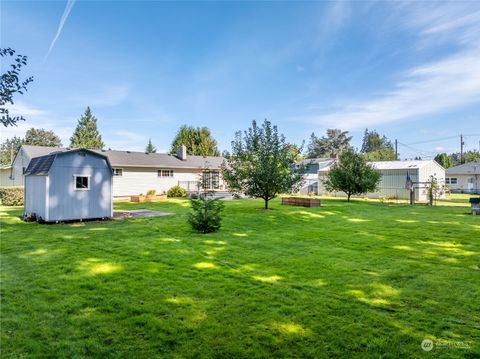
{"left": 113, "top": 168, "right": 123, "bottom": 176}
{"left": 158, "top": 169, "right": 174, "bottom": 177}
{"left": 467, "top": 177, "right": 474, "bottom": 184}
{"left": 450, "top": 178, "right": 457, "bottom": 185}
{"left": 74, "top": 176, "right": 90, "bottom": 190}
{"left": 203, "top": 171, "right": 220, "bottom": 189}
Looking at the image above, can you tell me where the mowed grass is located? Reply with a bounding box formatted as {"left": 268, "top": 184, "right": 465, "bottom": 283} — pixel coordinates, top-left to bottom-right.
{"left": 1, "top": 196, "right": 479, "bottom": 358}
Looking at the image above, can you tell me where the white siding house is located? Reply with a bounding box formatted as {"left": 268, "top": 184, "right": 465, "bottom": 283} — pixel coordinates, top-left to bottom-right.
{"left": 3, "top": 145, "right": 226, "bottom": 198}
{"left": 318, "top": 160, "right": 445, "bottom": 202}
{"left": 446, "top": 161, "right": 480, "bottom": 194}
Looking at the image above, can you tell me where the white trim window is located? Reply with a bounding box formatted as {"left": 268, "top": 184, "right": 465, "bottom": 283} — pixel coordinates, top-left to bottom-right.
{"left": 158, "top": 169, "right": 174, "bottom": 177}
{"left": 113, "top": 168, "right": 123, "bottom": 176}
{"left": 450, "top": 178, "right": 457, "bottom": 185}
{"left": 74, "top": 175, "right": 90, "bottom": 190}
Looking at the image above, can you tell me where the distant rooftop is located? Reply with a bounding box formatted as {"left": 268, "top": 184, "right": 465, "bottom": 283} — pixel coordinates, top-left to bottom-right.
{"left": 446, "top": 161, "right": 480, "bottom": 175}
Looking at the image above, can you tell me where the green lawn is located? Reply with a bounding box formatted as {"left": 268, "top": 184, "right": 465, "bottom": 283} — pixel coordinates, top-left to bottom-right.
{"left": 1, "top": 196, "right": 479, "bottom": 358}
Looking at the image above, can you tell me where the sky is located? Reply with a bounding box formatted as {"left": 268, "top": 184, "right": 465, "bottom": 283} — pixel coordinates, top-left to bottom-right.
{"left": 1, "top": 0, "right": 480, "bottom": 158}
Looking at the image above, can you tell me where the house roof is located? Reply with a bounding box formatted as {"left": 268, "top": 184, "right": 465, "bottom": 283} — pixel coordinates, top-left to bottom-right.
{"left": 93, "top": 149, "right": 225, "bottom": 169}
{"left": 24, "top": 149, "right": 112, "bottom": 176}
{"left": 446, "top": 161, "right": 480, "bottom": 175}
{"left": 19, "top": 145, "right": 225, "bottom": 170}
{"left": 21, "top": 145, "right": 67, "bottom": 159}
{"left": 318, "top": 159, "right": 440, "bottom": 172}
{"left": 370, "top": 160, "right": 437, "bottom": 170}
{"left": 296, "top": 158, "right": 334, "bottom": 167}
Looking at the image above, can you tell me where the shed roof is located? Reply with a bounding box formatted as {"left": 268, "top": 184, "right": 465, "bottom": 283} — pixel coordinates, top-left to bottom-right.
{"left": 446, "top": 161, "right": 480, "bottom": 175}
{"left": 18, "top": 145, "right": 225, "bottom": 169}
{"left": 24, "top": 149, "right": 111, "bottom": 176}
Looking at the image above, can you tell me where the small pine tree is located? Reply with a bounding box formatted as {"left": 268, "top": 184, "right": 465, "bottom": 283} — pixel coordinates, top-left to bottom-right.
{"left": 145, "top": 138, "right": 157, "bottom": 153}
{"left": 188, "top": 196, "right": 224, "bottom": 233}
{"left": 69, "top": 107, "right": 104, "bottom": 149}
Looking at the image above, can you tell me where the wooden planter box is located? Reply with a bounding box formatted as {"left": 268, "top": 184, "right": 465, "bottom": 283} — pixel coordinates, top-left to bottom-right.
{"left": 131, "top": 194, "right": 167, "bottom": 203}
{"left": 282, "top": 197, "right": 321, "bottom": 208}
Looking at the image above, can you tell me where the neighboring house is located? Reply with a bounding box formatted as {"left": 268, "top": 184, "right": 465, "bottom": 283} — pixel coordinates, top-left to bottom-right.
{"left": 24, "top": 149, "right": 113, "bottom": 222}
{"left": 296, "top": 158, "right": 335, "bottom": 194}
{"left": 317, "top": 160, "right": 445, "bottom": 202}
{"left": 3, "top": 144, "right": 226, "bottom": 198}
{"left": 446, "top": 161, "right": 480, "bottom": 194}
{"left": 0, "top": 145, "right": 66, "bottom": 186}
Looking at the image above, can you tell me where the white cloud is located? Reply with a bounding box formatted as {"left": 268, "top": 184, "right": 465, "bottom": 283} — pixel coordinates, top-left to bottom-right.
{"left": 45, "top": 0, "right": 76, "bottom": 60}
{"left": 304, "top": 2, "right": 480, "bottom": 130}
{"left": 5, "top": 101, "right": 48, "bottom": 117}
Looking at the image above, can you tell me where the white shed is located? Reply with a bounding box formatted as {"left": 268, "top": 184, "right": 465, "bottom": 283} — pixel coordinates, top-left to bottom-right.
{"left": 318, "top": 160, "right": 446, "bottom": 202}
{"left": 24, "top": 149, "right": 113, "bottom": 222}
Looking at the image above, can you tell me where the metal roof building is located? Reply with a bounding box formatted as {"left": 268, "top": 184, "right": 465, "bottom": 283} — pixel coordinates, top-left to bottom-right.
{"left": 318, "top": 159, "right": 446, "bottom": 202}
{"left": 24, "top": 149, "right": 112, "bottom": 222}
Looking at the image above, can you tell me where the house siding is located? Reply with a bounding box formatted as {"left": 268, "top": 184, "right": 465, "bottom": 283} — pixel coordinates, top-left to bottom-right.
{"left": 112, "top": 167, "right": 218, "bottom": 196}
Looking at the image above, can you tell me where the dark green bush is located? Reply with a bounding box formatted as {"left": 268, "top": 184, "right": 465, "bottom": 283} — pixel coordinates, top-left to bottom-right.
{"left": 167, "top": 185, "right": 187, "bottom": 198}
{"left": 0, "top": 186, "right": 24, "bottom": 206}
{"left": 188, "top": 196, "right": 224, "bottom": 233}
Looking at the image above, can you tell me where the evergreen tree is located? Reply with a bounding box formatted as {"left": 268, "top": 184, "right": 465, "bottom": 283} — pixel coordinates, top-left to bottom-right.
{"left": 145, "top": 138, "right": 157, "bottom": 153}
{"left": 222, "top": 119, "right": 305, "bottom": 210}
{"left": 170, "top": 125, "right": 220, "bottom": 156}
{"left": 24, "top": 128, "right": 62, "bottom": 147}
{"left": 306, "top": 129, "right": 352, "bottom": 159}
{"left": 360, "top": 129, "right": 396, "bottom": 161}
{"left": 434, "top": 153, "right": 452, "bottom": 168}
{"left": 0, "top": 136, "right": 23, "bottom": 164}
{"left": 69, "top": 107, "right": 104, "bottom": 149}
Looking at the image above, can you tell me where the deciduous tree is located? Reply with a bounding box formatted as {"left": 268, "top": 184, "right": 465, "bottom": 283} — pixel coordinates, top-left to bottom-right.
{"left": 24, "top": 128, "right": 62, "bottom": 147}
{"left": 170, "top": 125, "right": 219, "bottom": 156}
{"left": 222, "top": 119, "right": 305, "bottom": 209}
{"left": 0, "top": 48, "right": 34, "bottom": 127}
{"left": 323, "top": 148, "right": 381, "bottom": 201}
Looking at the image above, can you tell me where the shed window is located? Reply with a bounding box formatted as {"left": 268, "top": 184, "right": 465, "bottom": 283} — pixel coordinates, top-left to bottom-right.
{"left": 74, "top": 176, "right": 90, "bottom": 190}
{"left": 450, "top": 178, "right": 457, "bottom": 184}
{"left": 113, "top": 168, "right": 123, "bottom": 176}
{"left": 158, "top": 169, "right": 174, "bottom": 177}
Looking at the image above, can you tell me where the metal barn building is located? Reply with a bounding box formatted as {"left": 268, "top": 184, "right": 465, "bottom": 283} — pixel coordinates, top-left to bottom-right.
{"left": 318, "top": 160, "right": 446, "bottom": 202}
{"left": 24, "top": 149, "right": 112, "bottom": 222}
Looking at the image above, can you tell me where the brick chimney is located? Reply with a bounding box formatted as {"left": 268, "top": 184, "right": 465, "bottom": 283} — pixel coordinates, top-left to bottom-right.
{"left": 176, "top": 145, "right": 187, "bottom": 161}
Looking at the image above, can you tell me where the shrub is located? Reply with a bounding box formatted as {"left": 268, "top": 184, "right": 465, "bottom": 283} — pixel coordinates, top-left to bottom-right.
{"left": 188, "top": 196, "right": 224, "bottom": 233}
{"left": 0, "top": 186, "right": 24, "bottom": 206}
{"left": 146, "top": 189, "right": 156, "bottom": 196}
{"left": 167, "top": 185, "right": 187, "bottom": 198}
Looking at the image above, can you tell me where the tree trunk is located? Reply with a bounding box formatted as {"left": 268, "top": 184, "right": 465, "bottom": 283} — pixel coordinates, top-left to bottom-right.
{"left": 264, "top": 198, "right": 269, "bottom": 209}
{"left": 347, "top": 193, "right": 351, "bottom": 202}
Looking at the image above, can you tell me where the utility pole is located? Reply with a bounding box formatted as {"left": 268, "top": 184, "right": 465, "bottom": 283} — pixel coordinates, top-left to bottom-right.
{"left": 460, "top": 134, "right": 464, "bottom": 164}
{"left": 395, "top": 139, "right": 398, "bottom": 160}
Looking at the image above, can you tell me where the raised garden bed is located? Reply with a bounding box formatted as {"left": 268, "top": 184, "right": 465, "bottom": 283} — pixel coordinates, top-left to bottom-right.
{"left": 282, "top": 197, "right": 321, "bottom": 208}
{"left": 130, "top": 194, "right": 167, "bottom": 203}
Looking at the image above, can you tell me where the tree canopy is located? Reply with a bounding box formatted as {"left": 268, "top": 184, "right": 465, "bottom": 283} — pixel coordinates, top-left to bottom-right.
{"left": 170, "top": 125, "right": 219, "bottom": 156}
{"left": 222, "top": 119, "right": 305, "bottom": 209}
{"left": 69, "top": 107, "right": 104, "bottom": 149}
{"left": 0, "top": 48, "right": 34, "bottom": 127}
{"left": 145, "top": 138, "right": 157, "bottom": 153}
{"left": 0, "top": 136, "right": 23, "bottom": 165}
{"left": 306, "top": 129, "right": 352, "bottom": 159}
{"left": 360, "top": 129, "right": 397, "bottom": 161}
{"left": 434, "top": 153, "right": 452, "bottom": 168}
{"left": 323, "top": 148, "right": 381, "bottom": 201}
{"left": 24, "top": 128, "right": 62, "bottom": 147}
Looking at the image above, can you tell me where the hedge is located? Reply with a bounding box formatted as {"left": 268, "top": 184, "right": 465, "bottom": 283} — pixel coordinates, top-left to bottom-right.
{"left": 167, "top": 185, "right": 187, "bottom": 198}
{"left": 0, "top": 186, "right": 24, "bottom": 206}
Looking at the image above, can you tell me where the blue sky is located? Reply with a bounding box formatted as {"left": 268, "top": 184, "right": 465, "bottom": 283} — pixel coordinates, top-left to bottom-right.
{"left": 1, "top": 1, "right": 480, "bottom": 158}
